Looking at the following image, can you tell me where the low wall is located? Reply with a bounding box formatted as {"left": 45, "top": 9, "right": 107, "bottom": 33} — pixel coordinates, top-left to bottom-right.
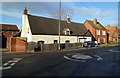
{"left": 31, "top": 43, "right": 82, "bottom": 52}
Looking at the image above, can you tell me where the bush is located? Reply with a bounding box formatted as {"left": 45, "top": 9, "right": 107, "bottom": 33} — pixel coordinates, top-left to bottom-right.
{"left": 108, "top": 41, "right": 120, "bottom": 44}
{"left": 98, "top": 44, "right": 108, "bottom": 46}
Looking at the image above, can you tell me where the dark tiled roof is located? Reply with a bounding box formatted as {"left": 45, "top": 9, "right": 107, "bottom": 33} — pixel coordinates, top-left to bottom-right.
{"left": 0, "top": 24, "right": 19, "bottom": 31}
{"left": 86, "top": 20, "right": 106, "bottom": 30}
{"left": 28, "top": 14, "right": 91, "bottom": 36}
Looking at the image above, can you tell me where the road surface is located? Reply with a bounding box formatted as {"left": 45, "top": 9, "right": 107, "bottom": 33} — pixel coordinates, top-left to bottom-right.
{"left": 1, "top": 45, "right": 120, "bottom": 76}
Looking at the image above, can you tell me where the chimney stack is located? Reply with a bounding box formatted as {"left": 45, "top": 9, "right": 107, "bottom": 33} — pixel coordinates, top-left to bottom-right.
{"left": 66, "top": 15, "right": 71, "bottom": 23}
{"left": 23, "top": 7, "right": 28, "bottom": 15}
{"left": 93, "top": 18, "right": 97, "bottom": 24}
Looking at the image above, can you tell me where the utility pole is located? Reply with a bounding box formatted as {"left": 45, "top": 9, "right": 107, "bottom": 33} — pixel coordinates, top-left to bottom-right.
{"left": 58, "top": 0, "right": 61, "bottom": 50}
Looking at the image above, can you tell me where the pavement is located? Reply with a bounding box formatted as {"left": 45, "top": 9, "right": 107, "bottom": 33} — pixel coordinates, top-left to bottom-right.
{"left": 1, "top": 45, "right": 120, "bottom": 76}
{"left": 1, "top": 44, "right": 119, "bottom": 54}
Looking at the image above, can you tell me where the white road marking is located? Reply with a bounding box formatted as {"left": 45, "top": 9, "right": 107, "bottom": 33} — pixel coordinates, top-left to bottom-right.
{"left": 0, "top": 66, "right": 11, "bottom": 70}
{"left": 3, "top": 63, "right": 9, "bottom": 66}
{"left": 64, "top": 56, "right": 71, "bottom": 60}
{"left": 14, "top": 58, "right": 22, "bottom": 61}
{"left": 1, "top": 58, "right": 22, "bottom": 70}
{"left": 108, "top": 50, "right": 120, "bottom": 53}
{"left": 8, "top": 60, "right": 18, "bottom": 63}
{"left": 72, "top": 54, "right": 92, "bottom": 60}
{"left": 10, "top": 63, "right": 16, "bottom": 66}
{"left": 64, "top": 55, "right": 86, "bottom": 62}
{"left": 94, "top": 55, "right": 103, "bottom": 61}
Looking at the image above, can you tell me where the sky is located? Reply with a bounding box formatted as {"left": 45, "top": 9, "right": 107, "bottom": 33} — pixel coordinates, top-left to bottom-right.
{"left": 0, "top": 1, "right": 119, "bottom": 29}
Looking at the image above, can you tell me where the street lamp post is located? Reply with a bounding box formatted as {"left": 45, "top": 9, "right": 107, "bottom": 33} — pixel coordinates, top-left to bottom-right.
{"left": 58, "top": 0, "right": 61, "bottom": 50}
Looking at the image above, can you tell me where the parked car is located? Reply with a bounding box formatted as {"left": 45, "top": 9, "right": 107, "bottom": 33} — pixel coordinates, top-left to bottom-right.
{"left": 83, "top": 41, "right": 97, "bottom": 47}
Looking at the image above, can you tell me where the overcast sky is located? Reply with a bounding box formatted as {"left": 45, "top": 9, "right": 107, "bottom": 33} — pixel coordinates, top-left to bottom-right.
{"left": 0, "top": 2, "right": 119, "bottom": 29}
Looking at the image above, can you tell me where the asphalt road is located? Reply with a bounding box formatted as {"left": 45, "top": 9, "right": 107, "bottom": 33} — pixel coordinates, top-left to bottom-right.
{"left": 1, "top": 45, "right": 120, "bottom": 76}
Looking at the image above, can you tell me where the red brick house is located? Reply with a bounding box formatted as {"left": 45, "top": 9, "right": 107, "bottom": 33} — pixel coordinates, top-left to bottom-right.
{"left": 0, "top": 24, "right": 20, "bottom": 48}
{"left": 84, "top": 18, "right": 108, "bottom": 44}
{"left": 104, "top": 25, "right": 120, "bottom": 41}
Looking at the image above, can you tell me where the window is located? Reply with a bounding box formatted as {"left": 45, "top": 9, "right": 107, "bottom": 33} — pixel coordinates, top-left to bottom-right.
{"left": 28, "top": 28, "right": 29, "bottom": 33}
{"left": 65, "top": 40, "right": 70, "bottom": 43}
{"left": 54, "top": 40, "right": 58, "bottom": 44}
{"left": 79, "top": 38, "right": 87, "bottom": 43}
{"left": 96, "top": 30, "right": 100, "bottom": 35}
{"left": 64, "top": 28, "right": 70, "bottom": 35}
{"left": 102, "top": 31, "right": 106, "bottom": 35}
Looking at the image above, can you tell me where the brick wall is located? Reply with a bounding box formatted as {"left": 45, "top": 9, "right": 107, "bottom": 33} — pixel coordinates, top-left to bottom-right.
{"left": 7, "top": 37, "right": 27, "bottom": 52}
{"left": 84, "top": 21, "right": 108, "bottom": 44}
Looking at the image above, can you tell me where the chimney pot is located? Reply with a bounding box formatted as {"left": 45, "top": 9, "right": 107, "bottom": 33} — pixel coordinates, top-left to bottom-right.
{"left": 66, "top": 15, "right": 71, "bottom": 23}
{"left": 23, "top": 7, "right": 28, "bottom": 15}
{"left": 94, "top": 18, "right": 97, "bottom": 24}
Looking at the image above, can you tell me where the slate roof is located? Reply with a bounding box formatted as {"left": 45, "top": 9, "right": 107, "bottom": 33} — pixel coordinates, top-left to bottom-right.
{"left": 0, "top": 24, "right": 19, "bottom": 31}
{"left": 86, "top": 20, "right": 106, "bottom": 30}
{"left": 28, "top": 14, "right": 91, "bottom": 36}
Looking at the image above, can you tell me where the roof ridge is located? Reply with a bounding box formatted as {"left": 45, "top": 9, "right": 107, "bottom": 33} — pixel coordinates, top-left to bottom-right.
{"left": 27, "top": 14, "right": 84, "bottom": 25}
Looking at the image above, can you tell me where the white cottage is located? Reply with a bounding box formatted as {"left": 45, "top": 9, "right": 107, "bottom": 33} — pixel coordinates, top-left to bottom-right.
{"left": 21, "top": 8, "right": 92, "bottom": 45}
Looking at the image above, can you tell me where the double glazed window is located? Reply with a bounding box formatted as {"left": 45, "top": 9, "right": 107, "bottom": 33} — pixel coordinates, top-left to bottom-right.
{"left": 102, "top": 31, "right": 106, "bottom": 35}
{"left": 96, "top": 30, "right": 100, "bottom": 35}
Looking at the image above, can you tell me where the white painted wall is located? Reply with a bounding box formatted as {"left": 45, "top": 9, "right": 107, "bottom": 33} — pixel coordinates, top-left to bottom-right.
{"left": 32, "top": 35, "right": 91, "bottom": 44}
{"left": 21, "top": 14, "right": 32, "bottom": 42}
{"left": 21, "top": 14, "right": 91, "bottom": 43}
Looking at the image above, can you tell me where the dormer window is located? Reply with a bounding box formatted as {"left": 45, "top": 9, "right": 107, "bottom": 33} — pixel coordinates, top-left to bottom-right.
{"left": 64, "top": 28, "right": 70, "bottom": 35}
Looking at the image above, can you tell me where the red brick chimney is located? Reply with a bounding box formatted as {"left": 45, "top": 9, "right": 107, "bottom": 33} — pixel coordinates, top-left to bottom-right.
{"left": 23, "top": 7, "right": 28, "bottom": 15}
{"left": 66, "top": 15, "right": 71, "bottom": 23}
{"left": 93, "top": 18, "right": 97, "bottom": 24}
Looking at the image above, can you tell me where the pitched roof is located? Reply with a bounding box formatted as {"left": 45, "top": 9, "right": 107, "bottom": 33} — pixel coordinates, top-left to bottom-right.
{"left": 104, "top": 26, "right": 120, "bottom": 37}
{"left": 105, "top": 26, "right": 117, "bottom": 31}
{"left": 28, "top": 14, "right": 91, "bottom": 36}
{"left": 86, "top": 20, "right": 106, "bottom": 30}
{"left": 0, "top": 24, "right": 19, "bottom": 31}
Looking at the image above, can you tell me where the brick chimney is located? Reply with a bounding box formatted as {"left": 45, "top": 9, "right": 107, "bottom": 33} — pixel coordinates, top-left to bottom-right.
{"left": 93, "top": 18, "right": 97, "bottom": 24}
{"left": 23, "top": 7, "right": 28, "bottom": 15}
{"left": 66, "top": 15, "right": 71, "bottom": 23}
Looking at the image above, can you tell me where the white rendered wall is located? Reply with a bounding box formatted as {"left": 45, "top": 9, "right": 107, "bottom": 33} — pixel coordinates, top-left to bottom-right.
{"left": 21, "top": 15, "right": 32, "bottom": 42}
{"left": 32, "top": 35, "right": 91, "bottom": 44}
